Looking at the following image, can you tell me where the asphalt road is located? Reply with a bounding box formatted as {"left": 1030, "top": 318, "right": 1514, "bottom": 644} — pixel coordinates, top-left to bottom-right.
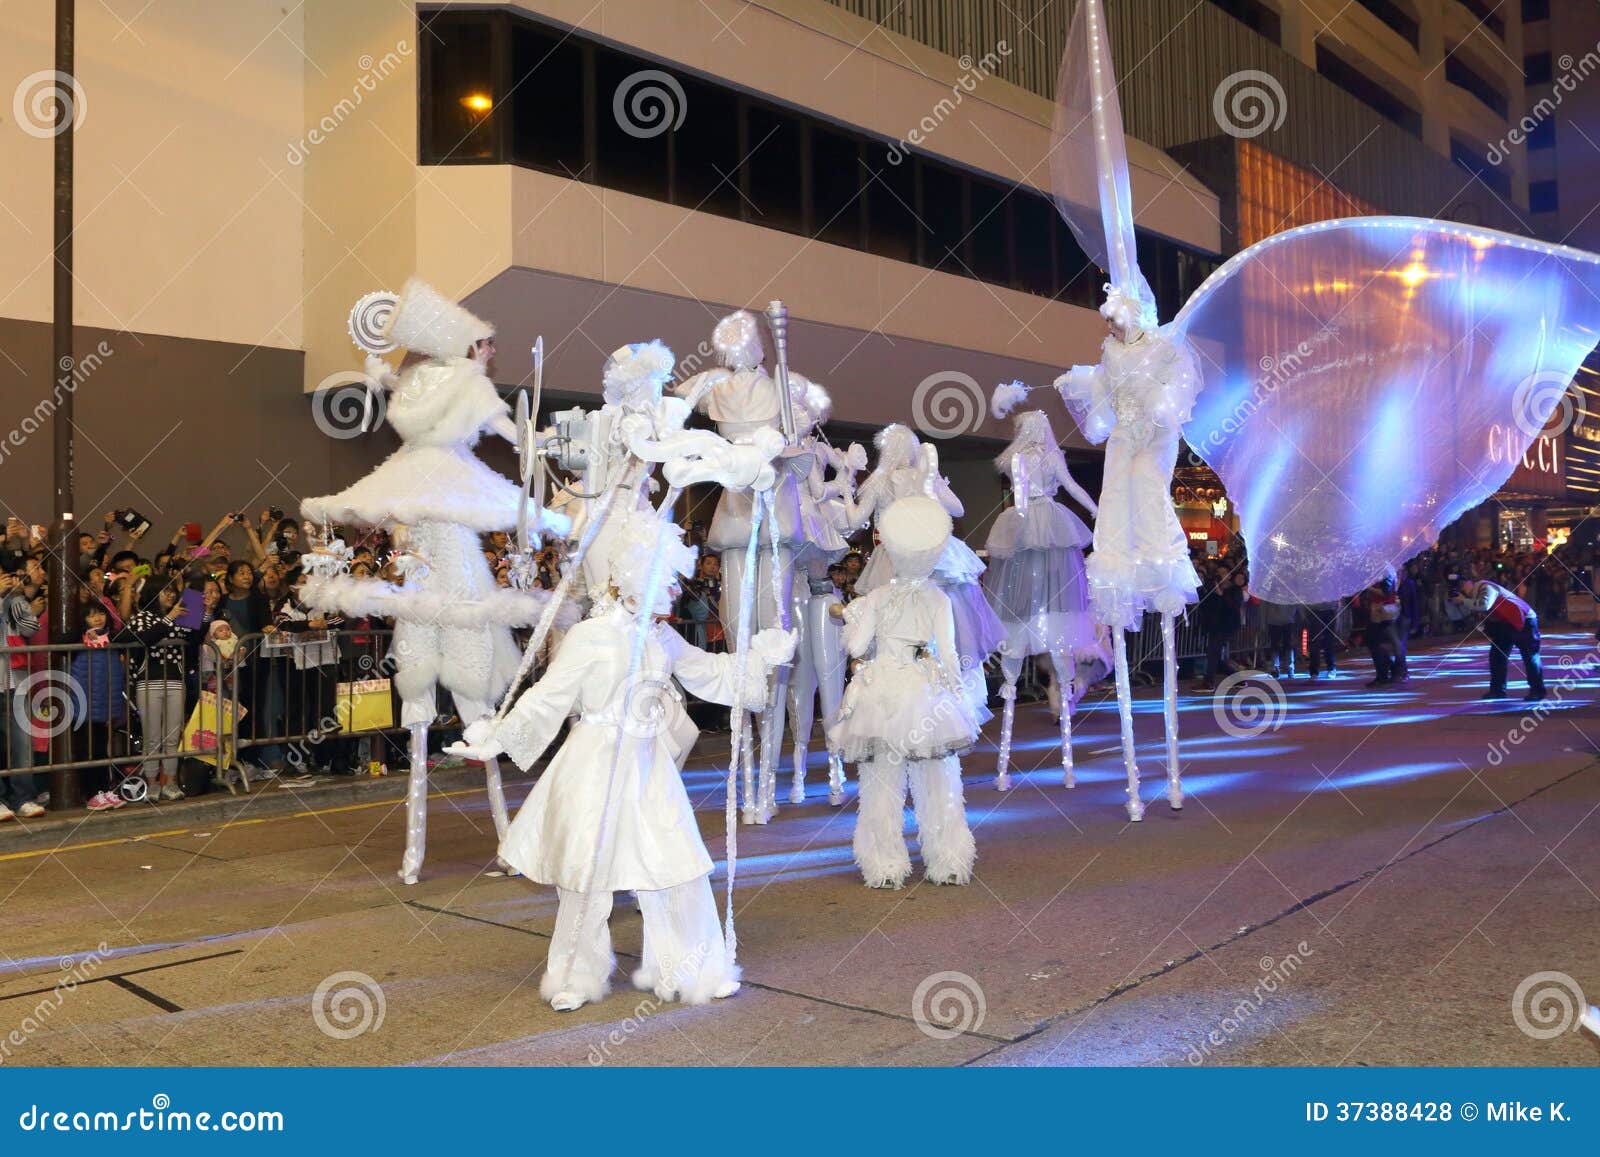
{"left": 3, "top": 631, "right": 1599, "bottom": 1067}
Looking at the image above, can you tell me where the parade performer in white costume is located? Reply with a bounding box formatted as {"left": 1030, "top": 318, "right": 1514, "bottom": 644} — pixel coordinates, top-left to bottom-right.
{"left": 982, "top": 399, "right": 1106, "bottom": 790}
{"left": 830, "top": 496, "right": 979, "bottom": 889}
{"left": 678, "top": 309, "right": 826, "bottom": 824}
{"left": 460, "top": 509, "right": 794, "bottom": 1011}
{"left": 301, "top": 279, "right": 567, "bottom": 882}
{"left": 846, "top": 424, "right": 1001, "bottom": 720}
{"left": 784, "top": 398, "right": 861, "bottom": 808}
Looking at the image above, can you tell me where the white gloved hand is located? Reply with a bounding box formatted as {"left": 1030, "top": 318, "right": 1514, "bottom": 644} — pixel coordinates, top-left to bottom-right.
{"left": 751, "top": 627, "right": 798, "bottom": 667}
{"left": 447, "top": 718, "right": 504, "bottom": 763}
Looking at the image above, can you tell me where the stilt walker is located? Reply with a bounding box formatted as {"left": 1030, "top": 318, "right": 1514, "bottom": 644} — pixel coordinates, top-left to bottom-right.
{"left": 1044, "top": 0, "right": 1197, "bottom": 819}
{"left": 982, "top": 399, "right": 1105, "bottom": 790}
{"left": 786, "top": 417, "right": 860, "bottom": 806}
{"left": 678, "top": 306, "right": 819, "bottom": 824}
{"left": 301, "top": 281, "right": 568, "bottom": 882}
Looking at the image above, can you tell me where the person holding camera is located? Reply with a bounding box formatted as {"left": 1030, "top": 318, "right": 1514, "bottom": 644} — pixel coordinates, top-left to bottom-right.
{"left": 0, "top": 566, "right": 45, "bottom": 820}
{"left": 1454, "top": 577, "right": 1546, "bottom": 701}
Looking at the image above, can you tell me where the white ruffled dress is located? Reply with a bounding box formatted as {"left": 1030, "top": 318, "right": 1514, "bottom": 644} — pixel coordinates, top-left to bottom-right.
{"left": 982, "top": 445, "right": 1100, "bottom": 657}
{"left": 1057, "top": 331, "right": 1202, "bottom": 631}
{"left": 827, "top": 579, "right": 987, "bottom": 763}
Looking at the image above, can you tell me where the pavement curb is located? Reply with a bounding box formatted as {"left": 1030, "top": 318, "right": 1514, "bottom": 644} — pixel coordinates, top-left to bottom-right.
{"left": 0, "top": 762, "right": 510, "bottom": 854}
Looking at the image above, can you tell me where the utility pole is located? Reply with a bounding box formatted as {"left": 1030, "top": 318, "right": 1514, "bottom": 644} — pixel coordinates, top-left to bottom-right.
{"left": 47, "top": 0, "right": 81, "bottom": 811}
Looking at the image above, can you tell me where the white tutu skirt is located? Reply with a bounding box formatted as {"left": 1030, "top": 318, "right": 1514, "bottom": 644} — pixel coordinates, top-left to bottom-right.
{"left": 828, "top": 655, "right": 981, "bottom": 763}
{"left": 984, "top": 500, "right": 1092, "bottom": 559}
{"left": 1086, "top": 548, "right": 1201, "bottom": 632}
{"left": 983, "top": 543, "right": 1102, "bottom": 658}
{"left": 945, "top": 579, "right": 1004, "bottom": 681}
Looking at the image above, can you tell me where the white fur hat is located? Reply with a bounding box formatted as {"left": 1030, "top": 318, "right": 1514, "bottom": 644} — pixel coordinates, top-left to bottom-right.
{"left": 790, "top": 373, "right": 831, "bottom": 430}
{"left": 384, "top": 277, "right": 494, "bottom": 360}
{"left": 713, "top": 310, "right": 765, "bottom": 369}
{"left": 879, "top": 496, "right": 951, "bottom": 581}
{"left": 602, "top": 340, "right": 675, "bottom": 406}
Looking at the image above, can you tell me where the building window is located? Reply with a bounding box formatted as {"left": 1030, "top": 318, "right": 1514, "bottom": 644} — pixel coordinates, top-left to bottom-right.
{"left": 1315, "top": 44, "right": 1423, "bottom": 137}
{"left": 1530, "top": 179, "right": 1560, "bottom": 213}
{"left": 418, "top": 7, "right": 1219, "bottom": 316}
{"left": 1446, "top": 53, "right": 1509, "bottom": 117}
{"left": 1523, "top": 0, "right": 1551, "bottom": 22}
{"left": 420, "top": 11, "right": 499, "bottom": 163}
{"left": 1356, "top": 0, "right": 1419, "bottom": 49}
{"left": 1451, "top": 138, "right": 1512, "bottom": 197}
{"left": 810, "top": 124, "right": 865, "bottom": 248}
{"left": 1528, "top": 117, "right": 1556, "bottom": 150}
{"left": 1205, "top": 0, "right": 1282, "bottom": 44}
{"left": 1458, "top": 0, "right": 1507, "bottom": 37}
{"left": 1525, "top": 51, "right": 1552, "bottom": 86}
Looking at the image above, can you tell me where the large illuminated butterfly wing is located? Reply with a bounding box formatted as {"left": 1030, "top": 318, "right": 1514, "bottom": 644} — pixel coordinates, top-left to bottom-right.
{"left": 1172, "top": 217, "right": 1600, "bottom": 604}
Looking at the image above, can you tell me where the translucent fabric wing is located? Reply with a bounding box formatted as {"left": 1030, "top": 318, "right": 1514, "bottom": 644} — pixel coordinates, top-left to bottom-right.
{"left": 1174, "top": 217, "right": 1600, "bottom": 604}
{"left": 1050, "top": 0, "right": 1155, "bottom": 319}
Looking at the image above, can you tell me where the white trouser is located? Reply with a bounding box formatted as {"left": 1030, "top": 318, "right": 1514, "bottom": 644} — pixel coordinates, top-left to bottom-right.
{"left": 853, "top": 755, "right": 976, "bottom": 889}
{"left": 544, "top": 876, "right": 738, "bottom": 1007}
{"left": 135, "top": 682, "right": 187, "bottom": 781}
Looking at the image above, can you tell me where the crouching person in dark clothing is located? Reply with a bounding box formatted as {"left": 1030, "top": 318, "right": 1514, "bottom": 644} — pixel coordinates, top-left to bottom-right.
{"left": 1457, "top": 579, "right": 1546, "bottom": 702}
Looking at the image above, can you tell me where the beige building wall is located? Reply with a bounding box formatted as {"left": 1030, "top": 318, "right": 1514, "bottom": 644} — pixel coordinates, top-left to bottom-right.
{"left": 0, "top": 0, "right": 306, "bottom": 347}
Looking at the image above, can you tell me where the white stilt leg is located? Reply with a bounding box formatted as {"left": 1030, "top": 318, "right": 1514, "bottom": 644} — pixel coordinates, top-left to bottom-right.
{"left": 995, "top": 682, "right": 1017, "bottom": 791}
{"left": 398, "top": 721, "right": 429, "bottom": 885}
{"left": 790, "top": 742, "right": 808, "bottom": 806}
{"left": 1111, "top": 629, "right": 1143, "bottom": 822}
{"left": 1161, "top": 613, "right": 1182, "bottom": 811}
{"left": 484, "top": 756, "right": 510, "bottom": 840}
{"left": 740, "top": 711, "right": 758, "bottom": 825}
{"left": 1052, "top": 651, "right": 1075, "bottom": 789}
{"left": 827, "top": 752, "right": 845, "bottom": 806}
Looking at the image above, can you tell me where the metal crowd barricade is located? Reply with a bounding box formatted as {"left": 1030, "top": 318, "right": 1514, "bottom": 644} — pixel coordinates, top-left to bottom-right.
{"left": 1121, "top": 600, "right": 1355, "bottom": 682}
{"left": 0, "top": 628, "right": 410, "bottom": 812}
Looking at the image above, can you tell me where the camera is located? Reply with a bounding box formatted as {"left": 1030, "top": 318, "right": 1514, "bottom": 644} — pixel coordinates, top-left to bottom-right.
{"left": 114, "top": 508, "right": 152, "bottom": 540}
{"left": 1446, "top": 573, "right": 1461, "bottom": 599}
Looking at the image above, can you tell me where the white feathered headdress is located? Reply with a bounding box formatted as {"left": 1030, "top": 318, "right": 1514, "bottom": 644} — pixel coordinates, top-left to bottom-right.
{"left": 601, "top": 508, "right": 697, "bottom": 611}
{"left": 712, "top": 310, "right": 765, "bottom": 370}
{"left": 602, "top": 340, "right": 676, "bottom": 407}
{"left": 991, "top": 380, "right": 1032, "bottom": 420}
